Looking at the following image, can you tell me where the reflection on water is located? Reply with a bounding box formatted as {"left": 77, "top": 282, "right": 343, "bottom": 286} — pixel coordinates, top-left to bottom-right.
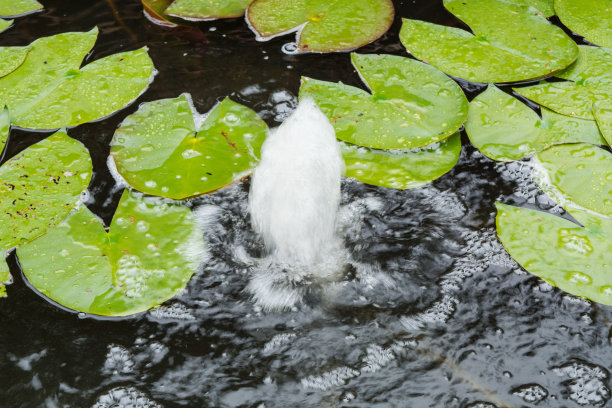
{"left": 0, "top": 0, "right": 610, "bottom": 407}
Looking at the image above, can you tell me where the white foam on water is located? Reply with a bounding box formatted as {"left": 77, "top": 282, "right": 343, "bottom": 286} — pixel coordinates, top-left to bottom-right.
{"left": 92, "top": 386, "right": 162, "bottom": 408}
{"left": 248, "top": 98, "right": 346, "bottom": 310}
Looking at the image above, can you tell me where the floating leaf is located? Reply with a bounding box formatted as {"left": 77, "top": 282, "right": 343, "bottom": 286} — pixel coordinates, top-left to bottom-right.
{"left": 142, "top": 0, "right": 181, "bottom": 26}
{"left": 247, "top": 0, "right": 394, "bottom": 52}
{"left": 0, "top": 18, "right": 11, "bottom": 33}
{"left": 593, "top": 103, "right": 612, "bottom": 146}
{"left": 515, "top": 46, "right": 612, "bottom": 120}
{"left": 0, "top": 27, "right": 155, "bottom": 130}
{"left": 0, "top": 46, "right": 28, "bottom": 77}
{"left": 507, "top": 0, "right": 554, "bottom": 17}
{"left": 400, "top": 0, "right": 578, "bottom": 83}
{"left": 0, "top": 130, "right": 92, "bottom": 288}
{"left": 299, "top": 54, "right": 468, "bottom": 150}
{"left": 18, "top": 190, "right": 205, "bottom": 316}
{"left": 166, "top": 0, "right": 252, "bottom": 20}
{"left": 534, "top": 143, "right": 612, "bottom": 217}
{"left": 111, "top": 94, "right": 268, "bottom": 200}
{"left": 0, "top": 0, "right": 42, "bottom": 17}
{"left": 555, "top": 0, "right": 612, "bottom": 48}
{"left": 342, "top": 133, "right": 461, "bottom": 189}
{"left": 496, "top": 202, "right": 612, "bottom": 306}
{"left": 0, "top": 108, "right": 8, "bottom": 153}
{"left": 465, "top": 85, "right": 604, "bottom": 161}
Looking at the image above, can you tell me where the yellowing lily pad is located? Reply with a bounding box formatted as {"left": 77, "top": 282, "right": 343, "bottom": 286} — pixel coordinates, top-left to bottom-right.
{"left": 18, "top": 190, "right": 205, "bottom": 316}
{"left": 465, "top": 85, "right": 605, "bottom": 161}
{"left": 0, "top": 27, "right": 155, "bottom": 130}
{"left": 299, "top": 54, "right": 468, "bottom": 150}
{"left": 515, "top": 46, "right": 612, "bottom": 120}
{"left": 246, "top": 0, "right": 394, "bottom": 52}
{"left": 555, "top": 0, "right": 612, "bottom": 48}
{"left": 534, "top": 143, "right": 612, "bottom": 218}
{"left": 400, "top": 0, "right": 578, "bottom": 83}
{"left": 111, "top": 94, "right": 268, "bottom": 200}
{"left": 0, "top": 130, "right": 92, "bottom": 289}
{"left": 342, "top": 133, "right": 461, "bottom": 189}
{"left": 496, "top": 202, "right": 612, "bottom": 306}
{"left": 165, "top": 0, "right": 253, "bottom": 20}
{"left": 0, "top": 0, "right": 42, "bottom": 17}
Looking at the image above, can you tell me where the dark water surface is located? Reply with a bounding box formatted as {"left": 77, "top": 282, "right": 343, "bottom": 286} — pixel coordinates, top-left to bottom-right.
{"left": 1, "top": 1, "right": 611, "bottom": 407}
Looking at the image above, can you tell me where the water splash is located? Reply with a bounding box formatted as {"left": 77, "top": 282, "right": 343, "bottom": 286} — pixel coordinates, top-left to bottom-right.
{"left": 248, "top": 97, "right": 346, "bottom": 310}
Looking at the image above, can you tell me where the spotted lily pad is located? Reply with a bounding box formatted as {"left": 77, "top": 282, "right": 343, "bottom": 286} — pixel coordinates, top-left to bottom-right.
{"left": 0, "top": 130, "right": 92, "bottom": 291}
{"left": 0, "top": 0, "right": 42, "bottom": 17}
{"left": 342, "top": 133, "right": 461, "bottom": 189}
{"left": 400, "top": 0, "right": 578, "bottom": 83}
{"left": 496, "top": 202, "right": 612, "bottom": 306}
{"left": 515, "top": 46, "right": 612, "bottom": 120}
{"left": 165, "top": 0, "right": 253, "bottom": 20}
{"left": 534, "top": 143, "right": 612, "bottom": 218}
{"left": 0, "top": 27, "right": 155, "bottom": 130}
{"left": 111, "top": 94, "right": 268, "bottom": 200}
{"left": 465, "top": 85, "right": 604, "bottom": 161}
{"left": 246, "top": 0, "right": 394, "bottom": 52}
{"left": 555, "top": 0, "right": 612, "bottom": 48}
{"left": 593, "top": 104, "right": 612, "bottom": 146}
{"left": 299, "top": 54, "right": 468, "bottom": 150}
{"left": 18, "top": 190, "right": 205, "bottom": 316}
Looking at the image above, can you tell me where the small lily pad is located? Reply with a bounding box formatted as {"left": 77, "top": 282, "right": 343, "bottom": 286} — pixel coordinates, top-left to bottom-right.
{"left": 342, "top": 133, "right": 461, "bottom": 189}
{"left": 0, "top": 27, "right": 155, "bottom": 130}
{"left": 496, "top": 202, "right": 612, "bottom": 306}
{"left": 593, "top": 103, "right": 612, "bottom": 146}
{"left": 465, "top": 85, "right": 604, "bottom": 161}
{"left": 515, "top": 46, "right": 612, "bottom": 120}
{"left": 400, "top": 0, "right": 578, "bottom": 83}
{"left": 0, "top": 130, "right": 92, "bottom": 289}
{"left": 18, "top": 190, "right": 205, "bottom": 316}
{"left": 0, "top": 0, "right": 42, "bottom": 17}
{"left": 0, "top": 18, "right": 11, "bottom": 33}
{"left": 111, "top": 94, "right": 268, "bottom": 200}
{"left": 555, "top": 0, "right": 612, "bottom": 48}
{"left": 534, "top": 143, "right": 612, "bottom": 217}
{"left": 166, "top": 0, "right": 253, "bottom": 20}
{"left": 247, "top": 0, "right": 394, "bottom": 52}
{"left": 299, "top": 54, "right": 468, "bottom": 150}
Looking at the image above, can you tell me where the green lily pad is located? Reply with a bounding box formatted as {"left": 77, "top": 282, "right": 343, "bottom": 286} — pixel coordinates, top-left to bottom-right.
{"left": 400, "top": 0, "right": 578, "bottom": 83}
{"left": 0, "top": 27, "right": 155, "bottom": 130}
{"left": 593, "top": 103, "right": 612, "bottom": 146}
{"left": 165, "top": 0, "right": 252, "bottom": 20}
{"left": 0, "top": 130, "right": 92, "bottom": 289}
{"left": 0, "top": 18, "right": 12, "bottom": 33}
{"left": 496, "top": 202, "right": 612, "bottom": 306}
{"left": 0, "top": 0, "right": 42, "bottom": 17}
{"left": 111, "top": 94, "right": 268, "bottom": 200}
{"left": 342, "top": 133, "right": 461, "bottom": 189}
{"left": 0, "top": 108, "right": 8, "bottom": 153}
{"left": 555, "top": 0, "right": 612, "bottom": 48}
{"left": 515, "top": 46, "right": 612, "bottom": 120}
{"left": 247, "top": 0, "right": 394, "bottom": 52}
{"left": 534, "top": 143, "right": 612, "bottom": 218}
{"left": 299, "top": 54, "right": 468, "bottom": 150}
{"left": 465, "top": 85, "right": 604, "bottom": 161}
{"left": 0, "top": 46, "right": 28, "bottom": 78}
{"left": 507, "top": 0, "right": 554, "bottom": 17}
{"left": 18, "top": 190, "right": 205, "bottom": 316}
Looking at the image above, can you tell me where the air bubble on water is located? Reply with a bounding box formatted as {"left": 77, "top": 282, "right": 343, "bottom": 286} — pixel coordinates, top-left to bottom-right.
{"left": 263, "top": 333, "right": 297, "bottom": 353}
{"left": 512, "top": 383, "right": 548, "bottom": 403}
{"left": 149, "top": 304, "right": 195, "bottom": 321}
{"left": 106, "top": 155, "right": 129, "bottom": 189}
{"left": 92, "top": 386, "right": 162, "bottom": 408}
{"left": 361, "top": 344, "right": 396, "bottom": 373}
{"left": 102, "top": 345, "right": 134, "bottom": 375}
{"left": 281, "top": 42, "right": 298, "bottom": 54}
{"left": 553, "top": 361, "right": 610, "bottom": 406}
{"left": 301, "top": 366, "right": 360, "bottom": 391}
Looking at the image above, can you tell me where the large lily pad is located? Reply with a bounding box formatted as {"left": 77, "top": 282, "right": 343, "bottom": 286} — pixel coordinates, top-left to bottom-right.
{"left": 0, "top": 27, "right": 155, "bottom": 130}
{"left": 246, "top": 0, "right": 394, "bottom": 52}
{"left": 496, "top": 202, "right": 612, "bottom": 306}
{"left": 593, "top": 103, "right": 612, "bottom": 146}
{"left": 0, "top": 0, "right": 42, "bottom": 17}
{"left": 400, "top": 0, "right": 578, "bottom": 83}
{"left": 0, "top": 130, "right": 92, "bottom": 290}
{"left": 465, "top": 85, "right": 604, "bottom": 161}
{"left": 299, "top": 54, "right": 468, "bottom": 150}
{"left": 165, "top": 0, "right": 253, "bottom": 20}
{"left": 515, "top": 46, "right": 612, "bottom": 120}
{"left": 111, "top": 94, "right": 268, "bottom": 200}
{"left": 555, "top": 0, "right": 612, "bottom": 48}
{"left": 342, "top": 133, "right": 461, "bottom": 189}
{"left": 534, "top": 143, "right": 612, "bottom": 217}
{"left": 18, "top": 190, "right": 205, "bottom": 316}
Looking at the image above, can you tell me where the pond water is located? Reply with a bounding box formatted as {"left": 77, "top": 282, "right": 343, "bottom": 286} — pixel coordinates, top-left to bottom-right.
{"left": 1, "top": 0, "right": 611, "bottom": 407}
